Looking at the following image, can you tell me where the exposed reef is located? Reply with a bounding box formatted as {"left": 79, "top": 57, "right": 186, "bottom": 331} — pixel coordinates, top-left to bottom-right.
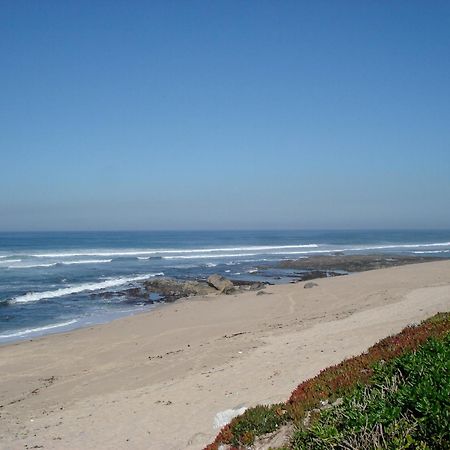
{"left": 276, "top": 254, "right": 440, "bottom": 272}
{"left": 91, "top": 275, "right": 269, "bottom": 304}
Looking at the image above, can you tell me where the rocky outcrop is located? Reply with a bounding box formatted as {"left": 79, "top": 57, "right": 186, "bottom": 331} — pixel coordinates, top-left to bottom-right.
{"left": 277, "top": 254, "right": 440, "bottom": 273}
{"left": 144, "top": 278, "right": 216, "bottom": 302}
{"left": 91, "top": 275, "right": 266, "bottom": 305}
{"left": 297, "top": 270, "right": 342, "bottom": 281}
{"left": 91, "top": 278, "right": 217, "bottom": 304}
{"left": 231, "top": 280, "right": 268, "bottom": 291}
{"left": 207, "top": 275, "right": 235, "bottom": 294}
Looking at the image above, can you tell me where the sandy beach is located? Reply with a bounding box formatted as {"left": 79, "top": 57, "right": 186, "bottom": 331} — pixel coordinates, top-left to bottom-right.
{"left": 1, "top": 260, "right": 449, "bottom": 450}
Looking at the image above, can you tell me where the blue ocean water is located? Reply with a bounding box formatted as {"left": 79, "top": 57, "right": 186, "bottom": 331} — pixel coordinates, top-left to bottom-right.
{"left": 1, "top": 230, "right": 449, "bottom": 343}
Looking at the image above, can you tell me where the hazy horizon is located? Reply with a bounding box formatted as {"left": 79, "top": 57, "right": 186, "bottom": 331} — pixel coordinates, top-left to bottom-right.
{"left": 1, "top": 227, "right": 450, "bottom": 235}
{"left": 2, "top": 1, "right": 450, "bottom": 231}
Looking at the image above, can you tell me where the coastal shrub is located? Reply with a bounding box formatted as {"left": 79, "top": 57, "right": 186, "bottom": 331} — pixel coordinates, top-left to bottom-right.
{"left": 224, "top": 404, "right": 288, "bottom": 448}
{"left": 204, "top": 312, "right": 450, "bottom": 450}
{"left": 287, "top": 312, "right": 450, "bottom": 422}
{"left": 291, "top": 333, "right": 450, "bottom": 449}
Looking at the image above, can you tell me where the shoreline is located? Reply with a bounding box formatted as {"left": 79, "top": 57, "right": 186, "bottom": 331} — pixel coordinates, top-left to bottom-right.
{"left": 1, "top": 260, "right": 449, "bottom": 449}
{"left": 0, "top": 253, "right": 444, "bottom": 345}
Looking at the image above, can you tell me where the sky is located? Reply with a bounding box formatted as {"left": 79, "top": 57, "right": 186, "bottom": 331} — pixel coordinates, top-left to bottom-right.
{"left": 1, "top": 1, "right": 450, "bottom": 231}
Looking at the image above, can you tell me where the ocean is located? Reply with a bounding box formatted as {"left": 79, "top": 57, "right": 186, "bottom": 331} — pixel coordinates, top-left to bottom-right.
{"left": 1, "top": 229, "right": 449, "bottom": 343}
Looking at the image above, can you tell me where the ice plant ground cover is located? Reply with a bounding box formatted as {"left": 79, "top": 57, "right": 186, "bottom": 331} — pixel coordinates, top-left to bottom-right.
{"left": 291, "top": 332, "right": 450, "bottom": 449}
{"left": 205, "top": 312, "right": 450, "bottom": 449}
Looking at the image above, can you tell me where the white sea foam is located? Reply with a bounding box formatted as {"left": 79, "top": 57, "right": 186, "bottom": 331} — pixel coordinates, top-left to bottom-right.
{"left": 12, "top": 241, "right": 450, "bottom": 260}
{"left": 4, "top": 240, "right": 449, "bottom": 273}
{"left": 9, "top": 263, "right": 59, "bottom": 269}
{"left": 0, "top": 319, "right": 78, "bottom": 339}
{"left": 273, "top": 250, "right": 332, "bottom": 255}
{"left": 7, "top": 259, "right": 112, "bottom": 269}
{"left": 240, "top": 258, "right": 269, "bottom": 263}
{"left": 11, "top": 273, "right": 164, "bottom": 304}
{"left": 274, "top": 242, "right": 450, "bottom": 255}
{"left": 29, "top": 244, "right": 319, "bottom": 258}
{"left": 413, "top": 250, "right": 450, "bottom": 254}
{"left": 61, "top": 259, "right": 112, "bottom": 265}
{"left": 163, "top": 253, "right": 258, "bottom": 260}
{"left": 350, "top": 242, "right": 450, "bottom": 250}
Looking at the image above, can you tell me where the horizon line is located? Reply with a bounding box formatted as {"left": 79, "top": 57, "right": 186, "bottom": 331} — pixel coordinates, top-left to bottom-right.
{"left": 1, "top": 227, "right": 450, "bottom": 234}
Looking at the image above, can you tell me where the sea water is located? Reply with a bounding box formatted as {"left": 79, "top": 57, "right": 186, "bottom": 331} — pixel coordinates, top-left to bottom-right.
{"left": 1, "top": 229, "right": 449, "bottom": 343}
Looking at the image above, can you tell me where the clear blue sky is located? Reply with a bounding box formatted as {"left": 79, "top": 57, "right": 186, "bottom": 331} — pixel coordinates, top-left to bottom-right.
{"left": 1, "top": 1, "right": 449, "bottom": 231}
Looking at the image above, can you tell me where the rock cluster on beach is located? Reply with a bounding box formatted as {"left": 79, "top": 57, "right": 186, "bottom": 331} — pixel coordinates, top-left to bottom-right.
{"left": 304, "top": 281, "right": 319, "bottom": 289}
{"left": 207, "top": 274, "right": 235, "bottom": 294}
{"left": 143, "top": 278, "right": 216, "bottom": 301}
{"left": 92, "top": 275, "right": 268, "bottom": 304}
{"left": 144, "top": 275, "right": 267, "bottom": 301}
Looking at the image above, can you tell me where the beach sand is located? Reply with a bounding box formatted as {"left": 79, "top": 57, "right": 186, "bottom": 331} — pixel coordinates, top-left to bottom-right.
{"left": 1, "top": 260, "right": 449, "bottom": 449}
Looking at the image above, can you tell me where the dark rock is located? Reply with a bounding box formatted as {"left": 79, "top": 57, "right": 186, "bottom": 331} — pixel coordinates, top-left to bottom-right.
{"left": 90, "top": 291, "right": 116, "bottom": 299}
{"left": 296, "top": 270, "right": 343, "bottom": 281}
{"left": 304, "top": 282, "right": 318, "bottom": 289}
{"left": 250, "top": 282, "right": 266, "bottom": 291}
{"left": 230, "top": 279, "right": 272, "bottom": 288}
{"left": 122, "top": 287, "right": 145, "bottom": 298}
{"left": 207, "top": 274, "right": 235, "bottom": 294}
{"left": 144, "top": 278, "right": 216, "bottom": 302}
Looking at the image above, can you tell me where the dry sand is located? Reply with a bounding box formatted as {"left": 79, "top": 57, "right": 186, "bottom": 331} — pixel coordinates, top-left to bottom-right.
{"left": 1, "top": 260, "right": 449, "bottom": 449}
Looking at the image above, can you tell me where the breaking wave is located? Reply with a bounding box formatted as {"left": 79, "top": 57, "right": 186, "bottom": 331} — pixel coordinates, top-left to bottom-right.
{"left": 413, "top": 250, "right": 450, "bottom": 254}
{"left": 10, "top": 273, "right": 164, "bottom": 304}
{"left": 61, "top": 259, "right": 112, "bottom": 265}
{"left": 6, "top": 259, "right": 113, "bottom": 269}
{"left": 9, "top": 263, "right": 58, "bottom": 269}
{"left": 3, "top": 241, "right": 444, "bottom": 261}
{"left": 163, "top": 253, "right": 258, "bottom": 260}
{"left": 29, "top": 244, "right": 319, "bottom": 258}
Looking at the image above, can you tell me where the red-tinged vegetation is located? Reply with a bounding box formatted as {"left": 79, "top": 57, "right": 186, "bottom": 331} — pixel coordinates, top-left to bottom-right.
{"left": 205, "top": 312, "right": 450, "bottom": 450}
{"left": 289, "top": 313, "right": 450, "bottom": 406}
